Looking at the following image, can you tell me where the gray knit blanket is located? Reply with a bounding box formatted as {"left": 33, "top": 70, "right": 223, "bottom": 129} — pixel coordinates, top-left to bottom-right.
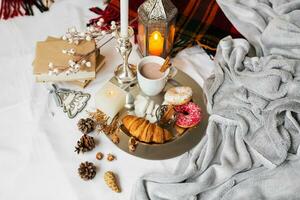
{"left": 131, "top": 0, "right": 300, "bottom": 199}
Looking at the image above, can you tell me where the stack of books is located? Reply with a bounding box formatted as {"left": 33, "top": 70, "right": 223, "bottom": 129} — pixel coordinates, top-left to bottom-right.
{"left": 33, "top": 37, "right": 105, "bottom": 88}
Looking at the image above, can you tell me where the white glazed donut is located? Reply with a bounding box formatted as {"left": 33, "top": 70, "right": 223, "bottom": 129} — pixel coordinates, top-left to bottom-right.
{"left": 164, "top": 86, "right": 193, "bottom": 105}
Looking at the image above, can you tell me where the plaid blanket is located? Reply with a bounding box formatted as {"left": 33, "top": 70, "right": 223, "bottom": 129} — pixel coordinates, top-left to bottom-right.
{"left": 89, "top": 0, "right": 242, "bottom": 56}
{"left": 0, "top": 0, "right": 50, "bottom": 20}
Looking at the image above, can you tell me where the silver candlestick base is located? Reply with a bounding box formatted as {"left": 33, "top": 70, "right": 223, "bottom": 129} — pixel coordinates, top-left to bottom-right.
{"left": 114, "top": 27, "right": 136, "bottom": 84}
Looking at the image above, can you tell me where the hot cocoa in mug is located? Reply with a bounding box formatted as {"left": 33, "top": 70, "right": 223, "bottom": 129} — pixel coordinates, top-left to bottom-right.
{"left": 137, "top": 56, "right": 177, "bottom": 96}
{"left": 140, "top": 62, "right": 164, "bottom": 80}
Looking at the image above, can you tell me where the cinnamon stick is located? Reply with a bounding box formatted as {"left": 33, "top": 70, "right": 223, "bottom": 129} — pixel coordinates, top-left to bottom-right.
{"left": 159, "top": 56, "right": 171, "bottom": 73}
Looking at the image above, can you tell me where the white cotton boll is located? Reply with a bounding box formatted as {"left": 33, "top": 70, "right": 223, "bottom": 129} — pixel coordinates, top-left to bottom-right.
{"left": 48, "top": 62, "right": 54, "bottom": 69}
{"left": 86, "top": 35, "right": 92, "bottom": 41}
{"left": 66, "top": 70, "right": 70, "bottom": 76}
{"left": 99, "top": 18, "right": 104, "bottom": 23}
{"left": 89, "top": 26, "right": 95, "bottom": 32}
{"left": 85, "top": 62, "right": 91, "bottom": 67}
{"left": 62, "top": 35, "right": 67, "bottom": 40}
{"left": 69, "top": 48, "right": 75, "bottom": 54}
{"left": 62, "top": 49, "right": 67, "bottom": 54}
{"left": 53, "top": 68, "right": 59, "bottom": 75}
{"left": 69, "top": 27, "right": 76, "bottom": 33}
{"left": 75, "top": 64, "right": 80, "bottom": 69}
{"left": 68, "top": 60, "right": 75, "bottom": 67}
{"left": 110, "top": 24, "right": 116, "bottom": 30}
{"left": 79, "top": 32, "right": 85, "bottom": 37}
{"left": 111, "top": 21, "right": 116, "bottom": 26}
{"left": 81, "top": 60, "right": 86, "bottom": 64}
{"left": 48, "top": 71, "right": 54, "bottom": 76}
{"left": 96, "top": 21, "right": 103, "bottom": 26}
{"left": 74, "top": 40, "right": 79, "bottom": 45}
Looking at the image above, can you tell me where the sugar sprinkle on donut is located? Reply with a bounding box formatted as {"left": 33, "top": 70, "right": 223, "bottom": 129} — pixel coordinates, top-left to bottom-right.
{"left": 164, "top": 86, "right": 193, "bottom": 105}
{"left": 175, "top": 102, "right": 202, "bottom": 128}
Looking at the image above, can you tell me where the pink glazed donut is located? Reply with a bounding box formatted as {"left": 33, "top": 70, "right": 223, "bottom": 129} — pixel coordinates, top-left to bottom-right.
{"left": 174, "top": 102, "right": 202, "bottom": 128}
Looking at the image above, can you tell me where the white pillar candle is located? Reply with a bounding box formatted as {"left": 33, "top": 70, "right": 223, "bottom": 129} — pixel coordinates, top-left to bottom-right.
{"left": 120, "top": 0, "right": 129, "bottom": 37}
{"left": 95, "top": 82, "right": 127, "bottom": 120}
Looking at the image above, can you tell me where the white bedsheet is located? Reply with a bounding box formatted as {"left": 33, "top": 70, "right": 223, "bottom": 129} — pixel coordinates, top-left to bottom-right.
{"left": 0, "top": 0, "right": 214, "bottom": 199}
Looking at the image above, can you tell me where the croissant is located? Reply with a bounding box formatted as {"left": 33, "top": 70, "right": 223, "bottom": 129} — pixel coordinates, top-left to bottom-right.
{"left": 122, "top": 115, "right": 173, "bottom": 144}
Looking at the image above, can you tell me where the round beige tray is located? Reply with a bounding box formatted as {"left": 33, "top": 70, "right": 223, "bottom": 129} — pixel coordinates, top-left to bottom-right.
{"left": 109, "top": 69, "right": 208, "bottom": 160}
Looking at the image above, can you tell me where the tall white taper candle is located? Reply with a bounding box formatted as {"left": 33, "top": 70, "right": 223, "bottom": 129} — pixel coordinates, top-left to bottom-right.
{"left": 120, "top": 0, "right": 129, "bottom": 37}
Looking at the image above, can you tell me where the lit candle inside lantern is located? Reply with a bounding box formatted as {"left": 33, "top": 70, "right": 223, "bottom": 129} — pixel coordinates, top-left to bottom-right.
{"left": 149, "top": 31, "right": 164, "bottom": 56}
{"left": 120, "top": 0, "right": 129, "bottom": 37}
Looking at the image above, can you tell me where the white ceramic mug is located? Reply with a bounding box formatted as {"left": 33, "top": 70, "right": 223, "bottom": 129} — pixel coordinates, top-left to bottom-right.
{"left": 137, "top": 56, "right": 177, "bottom": 96}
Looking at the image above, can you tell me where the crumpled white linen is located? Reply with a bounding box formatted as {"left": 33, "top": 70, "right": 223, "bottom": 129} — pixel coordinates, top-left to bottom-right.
{"left": 0, "top": 0, "right": 214, "bottom": 199}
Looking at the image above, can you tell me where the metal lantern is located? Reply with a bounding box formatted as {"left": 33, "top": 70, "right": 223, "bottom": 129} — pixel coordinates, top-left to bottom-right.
{"left": 137, "top": 0, "right": 177, "bottom": 58}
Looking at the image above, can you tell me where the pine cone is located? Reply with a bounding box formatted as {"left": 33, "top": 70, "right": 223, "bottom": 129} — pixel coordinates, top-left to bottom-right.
{"left": 75, "top": 135, "right": 95, "bottom": 154}
{"left": 104, "top": 171, "right": 121, "bottom": 193}
{"left": 78, "top": 161, "right": 96, "bottom": 180}
{"left": 77, "top": 118, "right": 95, "bottom": 134}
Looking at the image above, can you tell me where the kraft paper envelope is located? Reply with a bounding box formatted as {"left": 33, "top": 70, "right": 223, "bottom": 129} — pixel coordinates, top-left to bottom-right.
{"left": 33, "top": 37, "right": 96, "bottom": 82}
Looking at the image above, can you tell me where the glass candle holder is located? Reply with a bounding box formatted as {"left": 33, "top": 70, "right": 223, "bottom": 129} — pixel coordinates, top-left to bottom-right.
{"left": 137, "top": 0, "right": 177, "bottom": 58}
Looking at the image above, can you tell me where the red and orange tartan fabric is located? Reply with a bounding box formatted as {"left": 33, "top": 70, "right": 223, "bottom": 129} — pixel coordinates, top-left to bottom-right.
{"left": 0, "top": 0, "right": 49, "bottom": 20}
{"left": 89, "top": 0, "right": 242, "bottom": 56}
